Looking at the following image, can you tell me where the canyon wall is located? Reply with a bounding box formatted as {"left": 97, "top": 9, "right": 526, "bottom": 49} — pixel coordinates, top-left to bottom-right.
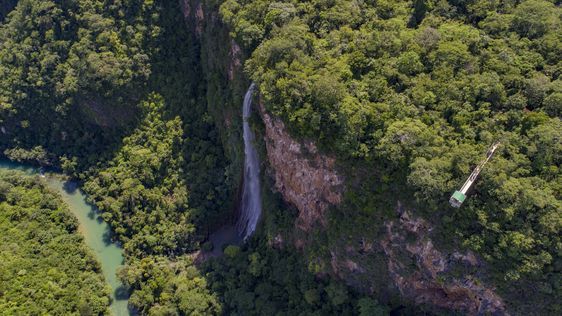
{"left": 258, "top": 102, "right": 344, "bottom": 231}
{"left": 381, "top": 204, "right": 508, "bottom": 315}
{"left": 180, "top": 0, "right": 249, "bottom": 225}
{"left": 257, "top": 101, "right": 508, "bottom": 315}
{"left": 180, "top": 1, "right": 510, "bottom": 314}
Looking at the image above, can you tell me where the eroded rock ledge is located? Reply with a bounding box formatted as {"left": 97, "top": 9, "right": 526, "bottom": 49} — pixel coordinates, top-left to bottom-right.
{"left": 258, "top": 102, "right": 344, "bottom": 231}
{"left": 381, "top": 203, "right": 508, "bottom": 315}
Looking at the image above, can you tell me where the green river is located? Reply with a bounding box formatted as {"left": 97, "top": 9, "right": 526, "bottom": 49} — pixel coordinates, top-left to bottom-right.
{"left": 0, "top": 160, "right": 130, "bottom": 316}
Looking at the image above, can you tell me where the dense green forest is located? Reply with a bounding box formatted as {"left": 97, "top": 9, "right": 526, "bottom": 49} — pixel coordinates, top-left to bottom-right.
{"left": 83, "top": 94, "right": 195, "bottom": 258}
{"left": 1, "top": 1, "right": 350, "bottom": 314}
{"left": 203, "top": 240, "right": 390, "bottom": 316}
{"left": 221, "top": 0, "right": 561, "bottom": 313}
{"left": 0, "top": 0, "right": 560, "bottom": 315}
{"left": 0, "top": 0, "right": 158, "bottom": 165}
{"left": 0, "top": 170, "right": 110, "bottom": 315}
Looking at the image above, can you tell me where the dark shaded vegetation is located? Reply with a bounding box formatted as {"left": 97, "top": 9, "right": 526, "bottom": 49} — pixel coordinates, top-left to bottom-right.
{"left": 0, "top": 0, "right": 560, "bottom": 315}
{"left": 0, "top": 1, "right": 236, "bottom": 314}
{"left": 204, "top": 240, "right": 390, "bottom": 316}
{"left": 0, "top": 169, "right": 110, "bottom": 315}
{"left": 0, "top": 0, "right": 16, "bottom": 22}
{"left": 148, "top": 0, "right": 235, "bottom": 236}
{"left": 0, "top": 0, "right": 158, "bottom": 165}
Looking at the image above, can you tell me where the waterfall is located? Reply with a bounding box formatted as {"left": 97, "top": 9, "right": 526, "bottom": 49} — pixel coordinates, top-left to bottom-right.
{"left": 236, "top": 83, "right": 262, "bottom": 240}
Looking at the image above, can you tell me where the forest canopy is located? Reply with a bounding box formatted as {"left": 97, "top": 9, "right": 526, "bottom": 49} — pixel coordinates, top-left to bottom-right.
{"left": 220, "top": 0, "right": 561, "bottom": 312}
{"left": 0, "top": 1, "right": 233, "bottom": 314}
{"left": 0, "top": 0, "right": 560, "bottom": 315}
{"left": 83, "top": 94, "right": 196, "bottom": 258}
{"left": 0, "top": 170, "right": 110, "bottom": 315}
{"left": 0, "top": 0, "right": 161, "bottom": 163}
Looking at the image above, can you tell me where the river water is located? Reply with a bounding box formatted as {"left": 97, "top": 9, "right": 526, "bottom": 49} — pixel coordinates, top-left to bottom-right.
{"left": 0, "top": 160, "right": 129, "bottom": 316}
{"left": 0, "top": 83, "right": 263, "bottom": 313}
{"left": 236, "top": 83, "right": 262, "bottom": 240}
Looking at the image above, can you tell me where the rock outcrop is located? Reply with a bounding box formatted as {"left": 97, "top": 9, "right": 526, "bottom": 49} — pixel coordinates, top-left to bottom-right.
{"left": 381, "top": 203, "right": 508, "bottom": 315}
{"left": 228, "top": 40, "right": 242, "bottom": 82}
{"left": 258, "top": 102, "right": 344, "bottom": 231}
{"left": 181, "top": 0, "right": 204, "bottom": 36}
{"left": 178, "top": 3, "right": 510, "bottom": 314}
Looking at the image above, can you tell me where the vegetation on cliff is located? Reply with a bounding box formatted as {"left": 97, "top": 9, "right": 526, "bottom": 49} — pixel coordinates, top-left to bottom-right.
{"left": 0, "top": 170, "right": 110, "bottom": 314}
{"left": 221, "top": 0, "right": 561, "bottom": 313}
{"left": 0, "top": 0, "right": 560, "bottom": 315}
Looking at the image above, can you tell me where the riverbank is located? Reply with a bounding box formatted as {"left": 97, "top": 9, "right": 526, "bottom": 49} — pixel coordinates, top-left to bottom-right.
{"left": 0, "top": 160, "right": 130, "bottom": 316}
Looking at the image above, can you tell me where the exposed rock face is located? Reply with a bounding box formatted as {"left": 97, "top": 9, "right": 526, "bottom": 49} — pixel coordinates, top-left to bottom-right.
{"left": 381, "top": 203, "right": 508, "bottom": 315}
{"left": 228, "top": 40, "right": 242, "bottom": 81}
{"left": 258, "top": 102, "right": 344, "bottom": 231}
{"left": 181, "top": 0, "right": 204, "bottom": 36}
{"left": 178, "top": 3, "right": 508, "bottom": 314}
{"left": 181, "top": 0, "right": 190, "bottom": 18}
{"left": 79, "top": 98, "right": 135, "bottom": 128}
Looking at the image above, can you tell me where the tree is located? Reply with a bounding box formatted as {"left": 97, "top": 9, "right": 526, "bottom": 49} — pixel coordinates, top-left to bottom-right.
{"left": 512, "top": 0, "right": 558, "bottom": 39}
{"left": 60, "top": 156, "right": 78, "bottom": 176}
{"left": 119, "top": 255, "right": 221, "bottom": 315}
{"left": 83, "top": 94, "right": 194, "bottom": 258}
{"left": 377, "top": 119, "right": 440, "bottom": 166}
{"left": 0, "top": 170, "right": 110, "bottom": 314}
{"left": 357, "top": 298, "right": 389, "bottom": 316}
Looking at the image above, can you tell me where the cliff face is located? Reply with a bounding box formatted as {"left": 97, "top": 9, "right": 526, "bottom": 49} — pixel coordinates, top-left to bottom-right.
{"left": 180, "top": 0, "right": 344, "bottom": 232}
{"left": 258, "top": 103, "right": 508, "bottom": 314}
{"left": 258, "top": 102, "right": 344, "bottom": 231}
{"left": 181, "top": 0, "right": 204, "bottom": 36}
{"left": 180, "top": 1, "right": 509, "bottom": 314}
{"left": 381, "top": 204, "right": 508, "bottom": 315}
{"left": 180, "top": 0, "right": 249, "bottom": 223}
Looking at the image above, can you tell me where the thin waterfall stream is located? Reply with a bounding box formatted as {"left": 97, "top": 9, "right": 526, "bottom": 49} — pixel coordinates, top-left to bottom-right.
{"left": 236, "top": 83, "right": 262, "bottom": 240}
